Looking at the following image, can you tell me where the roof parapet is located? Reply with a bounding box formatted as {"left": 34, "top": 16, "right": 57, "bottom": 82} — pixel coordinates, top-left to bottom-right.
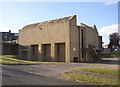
{"left": 80, "top": 23, "right": 96, "bottom": 29}
{"left": 69, "top": 15, "right": 76, "bottom": 20}
{"left": 22, "top": 15, "right": 76, "bottom": 29}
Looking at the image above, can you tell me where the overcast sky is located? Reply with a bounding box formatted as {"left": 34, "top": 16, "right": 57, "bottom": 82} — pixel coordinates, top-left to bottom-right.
{"left": 0, "top": 0, "right": 119, "bottom": 44}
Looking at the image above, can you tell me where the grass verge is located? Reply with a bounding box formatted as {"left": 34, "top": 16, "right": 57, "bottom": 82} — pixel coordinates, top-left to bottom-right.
{"left": 64, "top": 67, "right": 119, "bottom": 85}
{"left": 64, "top": 72, "right": 118, "bottom": 85}
{"left": 0, "top": 56, "right": 64, "bottom": 65}
{"left": 74, "top": 67, "right": 118, "bottom": 76}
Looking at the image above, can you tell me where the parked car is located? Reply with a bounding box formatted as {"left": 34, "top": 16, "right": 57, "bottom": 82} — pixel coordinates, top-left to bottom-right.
{"left": 114, "top": 48, "right": 120, "bottom": 52}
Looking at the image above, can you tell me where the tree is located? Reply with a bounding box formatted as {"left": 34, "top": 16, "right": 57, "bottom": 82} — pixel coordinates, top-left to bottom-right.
{"left": 108, "top": 32, "right": 120, "bottom": 51}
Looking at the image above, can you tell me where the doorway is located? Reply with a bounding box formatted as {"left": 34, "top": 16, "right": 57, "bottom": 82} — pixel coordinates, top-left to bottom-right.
{"left": 42, "top": 44, "right": 51, "bottom": 62}
{"left": 31, "top": 45, "right": 38, "bottom": 61}
{"left": 55, "top": 43, "right": 65, "bottom": 62}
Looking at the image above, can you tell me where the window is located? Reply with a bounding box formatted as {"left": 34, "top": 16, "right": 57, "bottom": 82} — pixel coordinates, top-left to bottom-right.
{"left": 14, "top": 33, "right": 19, "bottom": 36}
{"left": 81, "top": 30, "right": 84, "bottom": 48}
{"left": 4, "top": 36, "right": 7, "bottom": 39}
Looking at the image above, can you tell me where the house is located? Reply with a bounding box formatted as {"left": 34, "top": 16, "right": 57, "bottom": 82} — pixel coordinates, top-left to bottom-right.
{"left": 19, "top": 15, "right": 102, "bottom": 62}
{"left": 0, "top": 30, "right": 19, "bottom": 55}
{"left": 1, "top": 30, "right": 18, "bottom": 42}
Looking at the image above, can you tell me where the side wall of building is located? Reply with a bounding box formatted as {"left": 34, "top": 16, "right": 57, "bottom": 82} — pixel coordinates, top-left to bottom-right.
{"left": 83, "top": 25, "right": 99, "bottom": 49}
{"left": 69, "top": 16, "right": 79, "bottom": 62}
{"left": 80, "top": 24, "right": 100, "bottom": 62}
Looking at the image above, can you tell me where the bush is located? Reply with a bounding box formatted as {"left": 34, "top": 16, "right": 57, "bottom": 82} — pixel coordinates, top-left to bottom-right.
{"left": 102, "top": 52, "right": 120, "bottom": 58}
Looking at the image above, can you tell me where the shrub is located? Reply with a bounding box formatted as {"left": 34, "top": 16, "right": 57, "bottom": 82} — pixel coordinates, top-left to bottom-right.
{"left": 101, "top": 52, "right": 120, "bottom": 58}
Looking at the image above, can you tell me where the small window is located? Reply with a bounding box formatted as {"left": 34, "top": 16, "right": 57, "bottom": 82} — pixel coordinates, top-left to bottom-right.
{"left": 4, "top": 36, "right": 7, "bottom": 39}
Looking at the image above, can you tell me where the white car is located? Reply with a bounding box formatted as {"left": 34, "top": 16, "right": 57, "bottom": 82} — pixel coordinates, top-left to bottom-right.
{"left": 115, "top": 48, "right": 120, "bottom": 52}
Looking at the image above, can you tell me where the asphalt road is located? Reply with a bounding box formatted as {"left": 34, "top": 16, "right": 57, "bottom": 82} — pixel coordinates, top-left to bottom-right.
{"left": 1, "top": 58, "right": 118, "bottom": 86}
{"left": 2, "top": 65, "right": 81, "bottom": 85}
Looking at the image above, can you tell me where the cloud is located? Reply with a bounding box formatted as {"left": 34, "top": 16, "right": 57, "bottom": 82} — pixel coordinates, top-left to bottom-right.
{"left": 104, "top": 0, "right": 119, "bottom": 5}
{"left": 99, "top": 24, "right": 118, "bottom": 36}
{"left": 98, "top": 24, "right": 119, "bottom": 44}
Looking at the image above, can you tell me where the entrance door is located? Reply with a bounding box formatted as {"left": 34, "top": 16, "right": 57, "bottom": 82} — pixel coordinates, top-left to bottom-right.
{"left": 42, "top": 44, "right": 51, "bottom": 62}
{"left": 55, "top": 43, "right": 65, "bottom": 62}
{"left": 31, "top": 45, "right": 38, "bottom": 61}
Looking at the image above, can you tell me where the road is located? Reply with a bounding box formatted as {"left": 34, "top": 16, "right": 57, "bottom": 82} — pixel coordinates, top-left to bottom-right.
{"left": 1, "top": 58, "right": 118, "bottom": 86}
{"left": 2, "top": 65, "right": 81, "bottom": 85}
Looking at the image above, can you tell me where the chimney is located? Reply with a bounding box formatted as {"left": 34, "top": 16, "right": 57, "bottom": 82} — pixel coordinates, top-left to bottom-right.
{"left": 9, "top": 30, "right": 11, "bottom": 33}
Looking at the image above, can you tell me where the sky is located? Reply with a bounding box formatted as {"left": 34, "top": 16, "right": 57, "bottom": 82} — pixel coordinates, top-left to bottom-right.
{"left": 0, "top": 0, "right": 119, "bottom": 45}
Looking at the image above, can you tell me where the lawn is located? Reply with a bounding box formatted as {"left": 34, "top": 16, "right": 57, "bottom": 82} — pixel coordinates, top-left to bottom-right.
{"left": 64, "top": 72, "right": 118, "bottom": 85}
{"left": 64, "top": 67, "right": 119, "bottom": 85}
{"left": 0, "top": 56, "right": 64, "bottom": 65}
{"left": 74, "top": 67, "right": 118, "bottom": 76}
